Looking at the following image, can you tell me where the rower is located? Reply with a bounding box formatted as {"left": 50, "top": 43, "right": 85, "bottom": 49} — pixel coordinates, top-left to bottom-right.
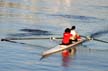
{"left": 69, "top": 26, "right": 81, "bottom": 55}
{"left": 70, "top": 26, "right": 81, "bottom": 42}
{"left": 61, "top": 28, "right": 73, "bottom": 57}
{"left": 62, "top": 28, "right": 72, "bottom": 45}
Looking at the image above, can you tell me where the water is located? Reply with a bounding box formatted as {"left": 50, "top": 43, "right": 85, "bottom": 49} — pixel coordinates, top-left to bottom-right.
{"left": 0, "top": 0, "right": 108, "bottom": 71}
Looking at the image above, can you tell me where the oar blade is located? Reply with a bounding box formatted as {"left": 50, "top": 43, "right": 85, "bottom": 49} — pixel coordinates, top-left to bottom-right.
{"left": 93, "top": 38, "right": 108, "bottom": 43}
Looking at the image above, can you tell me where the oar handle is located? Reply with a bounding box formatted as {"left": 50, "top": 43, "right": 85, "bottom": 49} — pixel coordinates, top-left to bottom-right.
{"left": 50, "top": 37, "right": 62, "bottom": 40}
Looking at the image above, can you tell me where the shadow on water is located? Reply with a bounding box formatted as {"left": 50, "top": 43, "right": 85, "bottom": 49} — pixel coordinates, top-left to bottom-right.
{"left": 90, "top": 30, "right": 108, "bottom": 38}
{"left": 20, "top": 29, "right": 50, "bottom": 33}
{"left": 7, "top": 29, "right": 53, "bottom": 37}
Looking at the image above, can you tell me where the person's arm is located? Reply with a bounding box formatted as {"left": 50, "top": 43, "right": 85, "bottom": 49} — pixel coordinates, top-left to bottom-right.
{"left": 76, "top": 33, "right": 81, "bottom": 41}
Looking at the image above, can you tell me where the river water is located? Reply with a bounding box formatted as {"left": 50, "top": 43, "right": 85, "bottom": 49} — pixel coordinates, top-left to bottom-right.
{"left": 0, "top": 0, "right": 108, "bottom": 71}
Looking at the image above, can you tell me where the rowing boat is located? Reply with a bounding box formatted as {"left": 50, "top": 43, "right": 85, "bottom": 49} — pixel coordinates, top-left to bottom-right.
{"left": 41, "top": 39, "right": 86, "bottom": 59}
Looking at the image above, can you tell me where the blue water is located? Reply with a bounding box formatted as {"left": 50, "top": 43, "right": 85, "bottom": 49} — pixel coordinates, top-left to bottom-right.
{"left": 0, "top": 0, "right": 108, "bottom": 71}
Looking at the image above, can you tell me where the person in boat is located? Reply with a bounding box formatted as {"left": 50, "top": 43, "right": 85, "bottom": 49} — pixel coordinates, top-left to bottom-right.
{"left": 62, "top": 28, "right": 72, "bottom": 45}
{"left": 70, "top": 26, "right": 81, "bottom": 42}
{"left": 61, "top": 28, "right": 73, "bottom": 56}
{"left": 69, "top": 26, "right": 81, "bottom": 55}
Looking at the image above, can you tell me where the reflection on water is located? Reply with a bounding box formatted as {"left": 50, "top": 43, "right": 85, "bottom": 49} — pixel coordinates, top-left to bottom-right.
{"left": 0, "top": 0, "right": 108, "bottom": 71}
{"left": 0, "top": 1, "right": 37, "bottom": 23}
{"left": 0, "top": 1, "right": 37, "bottom": 12}
{"left": 62, "top": 56, "right": 72, "bottom": 67}
{"left": 0, "top": 0, "right": 73, "bottom": 13}
{"left": 0, "top": 0, "right": 76, "bottom": 30}
{"left": 0, "top": 0, "right": 66, "bottom": 24}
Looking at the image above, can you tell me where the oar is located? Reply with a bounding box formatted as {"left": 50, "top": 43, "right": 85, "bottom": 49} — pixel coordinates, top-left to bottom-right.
{"left": 80, "top": 35, "right": 108, "bottom": 43}
{"left": 1, "top": 38, "right": 31, "bottom": 45}
{"left": 1, "top": 35, "right": 108, "bottom": 44}
{"left": 90, "top": 30, "right": 108, "bottom": 38}
{"left": 1, "top": 37, "right": 62, "bottom": 41}
{"left": 92, "top": 38, "right": 108, "bottom": 43}
{"left": 1, "top": 38, "right": 47, "bottom": 48}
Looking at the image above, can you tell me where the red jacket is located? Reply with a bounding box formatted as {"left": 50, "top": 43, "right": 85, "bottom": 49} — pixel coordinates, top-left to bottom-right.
{"left": 62, "top": 32, "right": 72, "bottom": 44}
